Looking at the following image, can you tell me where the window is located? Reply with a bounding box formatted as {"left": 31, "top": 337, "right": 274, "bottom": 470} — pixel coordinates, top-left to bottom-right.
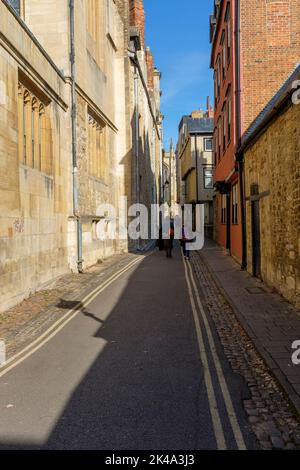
{"left": 226, "top": 4, "right": 231, "bottom": 62}
{"left": 204, "top": 168, "right": 214, "bottom": 189}
{"left": 222, "top": 102, "right": 227, "bottom": 152}
{"left": 222, "top": 44, "right": 226, "bottom": 80}
{"left": 221, "top": 194, "right": 227, "bottom": 225}
{"left": 218, "top": 117, "right": 221, "bottom": 161}
{"left": 214, "top": 71, "right": 218, "bottom": 107}
{"left": 232, "top": 184, "right": 238, "bottom": 224}
{"left": 214, "top": 130, "right": 217, "bottom": 166}
{"left": 8, "top": 0, "right": 20, "bottom": 15}
{"left": 18, "top": 82, "right": 52, "bottom": 174}
{"left": 227, "top": 88, "right": 232, "bottom": 142}
{"left": 220, "top": 31, "right": 226, "bottom": 81}
{"left": 204, "top": 138, "right": 213, "bottom": 151}
{"left": 216, "top": 56, "right": 221, "bottom": 99}
{"left": 88, "top": 112, "right": 106, "bottom": 180}
{"left": 7, "top": 0, "right": 24, "bottom": 17}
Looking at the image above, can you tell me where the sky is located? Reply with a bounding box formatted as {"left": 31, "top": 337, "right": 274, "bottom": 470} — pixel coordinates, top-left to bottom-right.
{"left": 144, "top": 0, "right": 214, "bottom": 150}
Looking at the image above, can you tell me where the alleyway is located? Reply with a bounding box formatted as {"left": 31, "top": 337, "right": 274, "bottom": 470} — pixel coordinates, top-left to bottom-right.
{"left": 0, "top": 244, "right": 258, "bottom": 450}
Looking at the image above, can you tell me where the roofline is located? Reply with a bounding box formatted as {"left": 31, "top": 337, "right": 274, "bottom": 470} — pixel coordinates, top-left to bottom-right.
{"left": 238, "top": 64, "right": 300, "bottom": 156}
{"left": 210, "top": 0, "right": 225, "bottom": 69}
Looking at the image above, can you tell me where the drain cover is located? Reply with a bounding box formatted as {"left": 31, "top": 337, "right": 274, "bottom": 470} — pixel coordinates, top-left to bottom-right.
{"left": 246, "top": 286, "right": 266, "bottom": 294}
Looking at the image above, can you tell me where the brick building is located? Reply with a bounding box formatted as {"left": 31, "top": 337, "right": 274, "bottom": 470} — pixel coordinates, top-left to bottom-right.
{"left": 210, "top": 0, "right": 300, "bottom": 265}
{"left": 240, "top": 65, "right": 300, "bottom": 308}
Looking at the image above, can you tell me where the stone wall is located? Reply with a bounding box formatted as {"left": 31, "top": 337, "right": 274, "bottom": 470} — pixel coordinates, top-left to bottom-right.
{"left": 244, "top": 101, "right": 300, "bottom": 309}
{"left": 0, "top": 1, "right": 71, "bottom": 312}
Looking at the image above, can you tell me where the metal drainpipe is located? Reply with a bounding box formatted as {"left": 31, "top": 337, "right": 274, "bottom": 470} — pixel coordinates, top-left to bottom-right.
{"left": 235, "top": 0, "right": 247, "bottom": 270}
{"left": 195, "top": 134, "right": 199, "bottom": 203}
{"left": 131, "top": 58, "right": 140, "bottom": 251}
{"left": 69, "top": 0, "right": 83, "bottom": 272}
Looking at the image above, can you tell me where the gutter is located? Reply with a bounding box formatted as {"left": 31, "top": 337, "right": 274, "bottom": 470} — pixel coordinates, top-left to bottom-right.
{"left": 69, "top": 0, "right": 83, "bottom": 273}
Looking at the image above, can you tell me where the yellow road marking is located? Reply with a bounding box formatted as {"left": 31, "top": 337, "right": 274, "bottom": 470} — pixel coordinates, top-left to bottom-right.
{"left": 182, "top": 253, "right": 227, "bottom": 450}
{"left": 0, "top": 255, "right": 146, "bottom": 378}
{"left": 185, "top": 256, "right": 247, "bottom": 450}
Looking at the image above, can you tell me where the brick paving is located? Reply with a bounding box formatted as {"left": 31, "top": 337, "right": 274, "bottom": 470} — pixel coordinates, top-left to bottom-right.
{"left": 0, "top": 252, "right": 141, "bottom": 359}
{"left": 191, "top": 241, "right": 300, "bottom": 449}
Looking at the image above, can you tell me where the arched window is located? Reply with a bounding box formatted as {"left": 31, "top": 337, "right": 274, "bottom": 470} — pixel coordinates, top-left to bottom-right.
{"left": 31, "top": 98, "right": 38, "bottom": 168}
{"left": 38, "top": 104, "right": 45, "bottom": 171}
{"left": 23, "top": 90, "right": 30, "bottom": 165}
{"left": 18, "top": 81, "right": 52, "bottom": 174}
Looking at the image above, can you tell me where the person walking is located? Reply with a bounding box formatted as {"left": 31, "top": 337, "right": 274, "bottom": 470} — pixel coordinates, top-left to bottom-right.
{"left": 181, "top": 225, "right": 191, "bottom": 260}
{"left": 164, "top": 223, "right": 174, "bottom": 258}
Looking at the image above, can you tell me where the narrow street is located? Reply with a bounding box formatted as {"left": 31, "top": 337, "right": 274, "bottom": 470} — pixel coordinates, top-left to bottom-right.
{"left": 0, "top": 244, "right": 258, "bottom": 450}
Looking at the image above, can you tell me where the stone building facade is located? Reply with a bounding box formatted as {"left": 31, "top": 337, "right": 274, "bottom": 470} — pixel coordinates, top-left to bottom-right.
{"left": 177, "top": 107, "right": 214, "bottom": 237}
{"left": 162, "top": 141, "right": 177, "bottom": 211}
{"left": 0, "top": 0, "right": 163, "bottom": 312}
{"left": 241, "top": 66, "right": 300, "bottom": 309}
{"left": 0, "top": 0, "right": 71, "bottom": 312}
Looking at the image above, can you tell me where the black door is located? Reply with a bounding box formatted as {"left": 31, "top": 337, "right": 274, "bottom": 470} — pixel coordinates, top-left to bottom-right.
{"left": 251, "top": 184, "right": 261, "bottom": 277}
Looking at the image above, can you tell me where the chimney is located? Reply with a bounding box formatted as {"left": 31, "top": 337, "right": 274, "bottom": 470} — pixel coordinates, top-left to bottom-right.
{"left": 129, "top": 0, "right": 145, "bottom": 50}
{"left": 206, "top": 96, "right": 214, "bottom": 118}
{"left": 145, "top": 47, "right": 154, "bottom": 89}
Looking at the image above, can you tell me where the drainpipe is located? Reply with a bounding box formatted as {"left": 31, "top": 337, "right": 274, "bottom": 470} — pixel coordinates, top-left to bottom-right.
{"left": 194, "top": 134, "right": 199, "bottom": 203}
{"left": 134, "top": 68, "right": 140, "bottom": 209}
{"left": 235, "top": 0, "right": 247, "bottom": 270}
{"left": 128, "top": 50, "right": 140, "bottom": 250}
{"left": 69, "top": 0, "right": 83, "bottom": 272}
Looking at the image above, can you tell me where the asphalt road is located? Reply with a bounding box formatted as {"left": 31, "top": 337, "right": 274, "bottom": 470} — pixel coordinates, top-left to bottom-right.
{"left": 0, "top": 245, "right": 258, "bottom": 450}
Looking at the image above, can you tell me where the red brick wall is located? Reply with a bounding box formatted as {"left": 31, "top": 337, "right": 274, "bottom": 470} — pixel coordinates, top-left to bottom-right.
{"left": 240, "top": 0, "right": 300, "bottom": 133}
{"left": 145, "top": 48, "right": 154, "bottom": 89}
{"left": 129, "top": 0, "right": 145, "bottom": 50}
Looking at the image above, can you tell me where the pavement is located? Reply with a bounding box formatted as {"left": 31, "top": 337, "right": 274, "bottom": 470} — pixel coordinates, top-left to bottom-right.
{"left": 198, "top": 239, "right": 300, "bottom": 417}
{"left": 0, "top": 244, "right": 259, "bottom": 450}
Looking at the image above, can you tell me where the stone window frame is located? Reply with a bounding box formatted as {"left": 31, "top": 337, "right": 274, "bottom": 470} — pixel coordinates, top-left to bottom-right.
{"left": 18, "top": 81, "right": 52, "bottom": 174}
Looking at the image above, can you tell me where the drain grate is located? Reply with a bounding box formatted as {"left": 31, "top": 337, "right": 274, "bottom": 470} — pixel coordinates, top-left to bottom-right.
{"left": 245, "top": 286, "right": 266, "bottom": 294}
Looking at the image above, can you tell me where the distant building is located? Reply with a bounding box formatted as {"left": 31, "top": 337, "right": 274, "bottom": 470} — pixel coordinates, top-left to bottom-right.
{"left": 162, "top": 140, "right": 177, "bottom": 212}
{"left": 210, "top": 0, "right": 300, "bottom": 265}
{"left": 239, "top": 65, "right": 300, "bottom": 309}
{"left": 177, "top": 104, "right": 214, "bottom": 238}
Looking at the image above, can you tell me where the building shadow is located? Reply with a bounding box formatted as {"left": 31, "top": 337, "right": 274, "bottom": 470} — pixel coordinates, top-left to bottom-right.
{"left": 0, "top": 245, "right": 213, "bottom": 450}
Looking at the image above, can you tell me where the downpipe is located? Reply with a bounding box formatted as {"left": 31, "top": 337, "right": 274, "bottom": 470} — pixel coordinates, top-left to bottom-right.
{"left": 69, "top": 0, "right": 83, "bottom": 273}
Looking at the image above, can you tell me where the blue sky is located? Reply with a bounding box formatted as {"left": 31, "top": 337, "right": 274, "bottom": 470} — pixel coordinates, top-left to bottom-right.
{"left": 144, "top": 0, "right": 214, "bottom": 149}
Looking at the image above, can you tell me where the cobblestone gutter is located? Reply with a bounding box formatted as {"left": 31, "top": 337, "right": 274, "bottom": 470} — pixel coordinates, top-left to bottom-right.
{"left": 191, "top": 251, "right": 300, "bottom": 450}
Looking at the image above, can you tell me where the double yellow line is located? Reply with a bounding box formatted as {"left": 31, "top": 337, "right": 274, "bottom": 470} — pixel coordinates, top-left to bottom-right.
{"left": 0, "top": 254, "right": 145, "bottom": 379}
{"left": 182, "top": 253, "right": 246, "bottom": 450}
